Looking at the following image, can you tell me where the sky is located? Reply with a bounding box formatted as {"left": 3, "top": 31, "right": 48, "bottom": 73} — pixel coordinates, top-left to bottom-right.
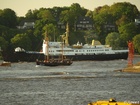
{"left": 0, "top": 0, "right": 140, "bottom": 16}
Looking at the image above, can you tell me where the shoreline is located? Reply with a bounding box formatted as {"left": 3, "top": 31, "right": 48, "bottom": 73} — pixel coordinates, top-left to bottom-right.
{"left": 115, "top": 69, "right": 140, "bottom": 73}
{"left": 134, "top": 54, "right": 140, "bottom": 57}
{"left": 115, "top": 62, "right": 140, "bottom": 73}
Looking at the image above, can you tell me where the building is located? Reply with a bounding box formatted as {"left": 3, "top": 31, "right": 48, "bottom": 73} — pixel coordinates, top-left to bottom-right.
{"left": 135, "top": 18, "right": 140, "bottom": 25}
{"left": 103, "top": 22, "right": 117, "bottom": 32}
{"left": 135, "top": 13, "right": 140, "bottom": 25}
{"left": 57, "top": 17, "right": 94, "bottom": 31}
{"left": 57, "top": 21, "right": 65, "bottom": 29}
{"left": 75, "top": 17, "right": 93, "bottom": 30}
{"left": 17, "top": 20, "right": 35, "bottom": 29}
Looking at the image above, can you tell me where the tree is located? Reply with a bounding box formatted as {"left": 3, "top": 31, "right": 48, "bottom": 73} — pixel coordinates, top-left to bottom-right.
{"left": 118, "top": 22, "right": 137, "bottom": 46}
{"left": 0, "top": 25, "right": 21, "bottom": 43}
{"left": 105, "top": 32, "right": 120, "bottom": 49}
{"left": 93, "top": 5, "right": 111, "bottom": 25}
{"left": 60, "top": 9, "right": 70, "bottom": 23}
{"left": 37, "top": 8, "right": 55, "bottom": 23}
{"left": 60, "top": 3, "right": 86, "bottom": 30}
{"left": 133, "top": 34, "right": 140, "bottom": 54}
{"left": 25, "top": 9, "right": 39, "bottom": 20}
{"left": 0, "top": 36, "right": 8, "bottom": 50}
{"left": 93, "top": 5, "right": 113, "bottom": 44}
{"left": 11, "top": 33, "right": 32, "bottom": 50}
{"left": 43, "top": 24, "right": 59, "bottom": 41}
{"left": 85, "top": 10, "right": 93, "bottom": 18}
{"left": 0, "top": 8, "right": 17, "bottom": 28}
{"left": 92, "top": 2, "right": 139, "bottom": 44}
{"left": 69, "top": 3, "right": 83, "bottom": 20}
{"left": 110, "top": 2, "right": 139, "bottom": 25}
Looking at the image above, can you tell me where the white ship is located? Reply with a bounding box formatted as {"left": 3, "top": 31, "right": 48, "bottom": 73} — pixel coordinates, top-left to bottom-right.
{"left": 41, "top": 23, "right": 128, "bottom": 61}
{"left": 2, "top": 23, "right": 128, "bottom": 62}
{"left": 42, "top": 39, "right": 128, "bottom": 61}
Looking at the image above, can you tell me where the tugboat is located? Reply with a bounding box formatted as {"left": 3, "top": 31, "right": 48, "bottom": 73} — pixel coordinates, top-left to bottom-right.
{"left": 88, "top": 98, "right": 140, "bottom": 105}
{"left": 36, "top": 31, "right": 73, "bottom": 66}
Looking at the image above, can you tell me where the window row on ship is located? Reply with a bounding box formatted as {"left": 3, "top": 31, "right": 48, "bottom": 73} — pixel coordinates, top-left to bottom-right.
{"left": 48, "top": 49, "right": 110, "bottom": 52}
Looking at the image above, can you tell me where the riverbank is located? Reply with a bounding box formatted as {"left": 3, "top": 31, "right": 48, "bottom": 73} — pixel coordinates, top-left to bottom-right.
{"left": 115, "top": 62, "right": 140, "bottom": 73}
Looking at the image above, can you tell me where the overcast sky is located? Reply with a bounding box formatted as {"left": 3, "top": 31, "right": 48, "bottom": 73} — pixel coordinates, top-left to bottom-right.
{"left": 0, "top": 0, "right": 140, "bottom": 16}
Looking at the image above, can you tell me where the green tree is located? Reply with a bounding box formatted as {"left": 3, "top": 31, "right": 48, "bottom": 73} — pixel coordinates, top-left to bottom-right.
{"left": 0, "top": 8, "right": 17, "bottom": 28}
{"left": 69, "top": 3, "right": 83, "bottom": 19}
{"left": 69, "top": 3, "right": 87, "bottom": 28}
{"left": 105, "top": 32, "right": 120, "bottom": 49}
{"left": 133, "top": 34, "right": 140, "bottom": 54}
{"left": 0, "top": 25, "right": 21, "bottom": 43}
{"left": 25, "top": 29, "right": 38, "bottom": 50}
{"left": 93, "top": 5, "right": 111, "bottom": 25}
{"left": 43, "top": 24, "right": 59, "bottom": 41}
{"left": 0, "top": 36, "right": 8, "bottom": 50}
{"left": 85, "top": 10, "right": 93, "bottom": 18}
{"left": 25, "top": 9, "right": 39, "bottom": 20}
{"left": 110, "top": 2, "right": 139, "bottom": 25}
{"left": 60, "top": 3, "right": 86, "bottom": 30}
{"left": 33, "top": 19, "right": 46, "bottom": 49}
{"left": 11, "top": 33, "right": 32, "bottom": 50}
{"left": 60, "top": 9, "right": 70, "bottom": 23}
{"left": 118, "top": 22, "right": 137, "bottom": 46}
{"left": 93, "top": 5, "right": 112, "bottom": 44}
{"left": 37, "top": 8, "right": 55, "bottom": 23}
{"left": 93, "top": 2, "right": 139, "bottom": 44}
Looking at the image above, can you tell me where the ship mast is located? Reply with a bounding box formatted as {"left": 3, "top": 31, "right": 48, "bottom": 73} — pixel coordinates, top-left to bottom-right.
{"left": 61, "top": 41, "right": 64, "bottom": 61}
{"left": 45, "top": 31, "right": 49, "bottom": 61}
{"left": 60, "top": 22, "right": 69, "bottom": 60}
{"left": 61, "top": 22, "right": 69, "bottom": 46}
{"left": 65, "top": 22, "right": 69, "bottom": 46}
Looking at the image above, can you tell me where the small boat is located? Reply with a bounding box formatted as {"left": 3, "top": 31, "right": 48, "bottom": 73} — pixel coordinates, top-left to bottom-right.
{"left": 36, "top": 58, "right": 73, "bottom": 66}
{"left": 36, "top": 31, "right": 73, "bottom": 66}
{"left": 0, "top": 61, "right": 11, "bottom": 66}
{"left": 88, "top": 98, "right": 140, "bottom": 105}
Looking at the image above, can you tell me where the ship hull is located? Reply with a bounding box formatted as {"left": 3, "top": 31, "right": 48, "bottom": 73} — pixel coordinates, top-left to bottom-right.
{"left": 2, "top": 51, "right": 44, "bottom": 62}
{"left": 49, "top": 53, "right": 128, "bottom": 61}
{"left": 2, "top": 51, "right": 128, "bottom": 62}
{"left": 67, "top": 53, "right": 128, "bottom": 61}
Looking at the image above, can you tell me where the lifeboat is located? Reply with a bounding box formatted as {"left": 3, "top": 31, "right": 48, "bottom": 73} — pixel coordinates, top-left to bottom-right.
{"left": 72, "top": 41, "right": 83, "bottom": 49}
{"left": 88, "top": 98, "right": 140, "bottom": 105}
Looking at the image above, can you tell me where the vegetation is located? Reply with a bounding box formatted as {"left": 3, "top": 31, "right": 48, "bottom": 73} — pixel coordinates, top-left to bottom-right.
{"left": 133, "top": 34, "right": 140, "bottom": 54}
{"left": 11, "top": 33, "right": 32, "bottom": 50}
{"left": 0, "top": 2, "right": 140, "bottom": 57}
{"left": 105, "top": 32, "right": 120, "bottom": 49}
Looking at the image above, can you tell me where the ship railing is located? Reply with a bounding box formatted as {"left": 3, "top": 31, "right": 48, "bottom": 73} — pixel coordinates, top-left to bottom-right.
{"left": 113, "top": 50, "right": 129, "bottom": 53}
{"left": 26, "top": 51, "right": 44, "bottom": 54}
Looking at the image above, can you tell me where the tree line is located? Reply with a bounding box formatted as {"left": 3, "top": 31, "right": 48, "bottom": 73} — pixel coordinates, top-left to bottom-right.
{"left": 0, "top": 2, "right": 140, "bottom": 56}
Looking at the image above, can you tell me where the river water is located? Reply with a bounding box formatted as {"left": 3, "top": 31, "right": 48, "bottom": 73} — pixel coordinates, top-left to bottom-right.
{"left": 0, "top": 56, "right": 140, "bottom": 105}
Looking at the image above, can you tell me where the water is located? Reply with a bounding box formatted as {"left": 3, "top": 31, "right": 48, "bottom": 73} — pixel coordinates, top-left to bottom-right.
{"left": 0, "top": 57, "right": 140, "bottom": 105}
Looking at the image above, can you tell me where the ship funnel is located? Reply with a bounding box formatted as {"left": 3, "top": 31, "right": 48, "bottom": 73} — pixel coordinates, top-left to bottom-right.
{"left": 92, "top": 40, "right": 101, "bottom": 46}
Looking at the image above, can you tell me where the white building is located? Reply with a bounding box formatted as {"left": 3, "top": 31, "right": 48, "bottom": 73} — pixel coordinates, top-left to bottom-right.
{"left": 17, "top": 21, "right": 35, "bottom": 29}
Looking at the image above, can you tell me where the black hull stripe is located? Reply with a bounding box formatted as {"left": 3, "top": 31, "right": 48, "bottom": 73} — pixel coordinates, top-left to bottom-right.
{"left": 3, "top": 52, "right": 128, "bottom": 62}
